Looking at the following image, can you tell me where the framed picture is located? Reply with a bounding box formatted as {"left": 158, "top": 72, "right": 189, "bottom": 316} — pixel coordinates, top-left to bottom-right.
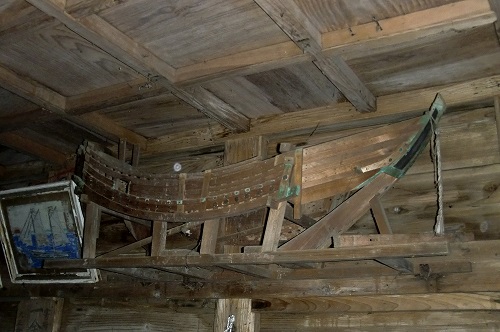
{"left": 0, "top": 180, "right": 98, "bottom": 283}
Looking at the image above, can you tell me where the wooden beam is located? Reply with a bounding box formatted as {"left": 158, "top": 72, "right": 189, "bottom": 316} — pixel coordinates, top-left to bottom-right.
{"left": 147, "top": 74, "right": 500, "bottom": 154}
{"left": 323, "top": 0, "right": 497, "bottom": 57}
{"left": 370, "top": 195, "right": 414, "bottom": 273}
{"left": 151, "top": 220, "right": 168, "bottom": 257}
{"left": 253, "top": 293, "right": 500, "bottom": 313}
{"left": 65, "top": 77, "right": 170, "bottom": 115}
{"left": 254, "top": 0, "right": 376, "bottom": 113}
{"left": 0, "top": 108, "right": 56, "bottom": 133}
{"left": 200, "top": 219, "right": 220, "bottom": 255}
{"left": 44, "top": 240, "right": 449, "bottom": 269}
{"left": 83, "top": 202, "right": 101, "bottom": 259}
{"left": 15, "top": 298, "right": 64, "bottom": 332}
{"left": 98, "top": 236, "right": 152, "bottom": 258}
{"left": 0, "top": 64, "right": 66, "bottom": 113}
{"left": 261, "top": 202, "right": 286, "bottom": 252}
{"left": 0, "top": 131, "right": 69, "bottom": 165}
{"left": 280, "top": 173, "right": 399, "bottom": 251}
{"left": 0, "top": 64, "right": 148, "bottom": 148}
{"left": 215, "top": 298, "right": 259, "bottom": 332}
{"left": 27, "top": 0, "right": 250, "bottom": 132}
{"left": 180, "top": 87, "right": 250, "bottom": 133}
{"left": 77, "top": 112, "right": 147, "bottom": 148}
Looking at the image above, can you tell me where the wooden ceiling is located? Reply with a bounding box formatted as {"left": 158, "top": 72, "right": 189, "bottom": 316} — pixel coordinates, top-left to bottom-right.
{"left": 0, "top": 0, "right": 498, "bottom": 176}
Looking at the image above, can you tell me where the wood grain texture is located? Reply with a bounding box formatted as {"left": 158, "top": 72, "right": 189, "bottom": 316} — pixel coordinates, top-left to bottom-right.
{"left": 0, "top": 20, "right": 139, "bottom": 96}
{"left": 99, "top": 0, "right": 289, "bottom": 68}
{"left": 148, "top": 74, "right": 500, "bottom": 154}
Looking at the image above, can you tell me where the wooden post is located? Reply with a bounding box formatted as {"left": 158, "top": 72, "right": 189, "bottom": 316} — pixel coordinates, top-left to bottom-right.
{"left": 261, "top": 201, "right": 286, "bottom": 251}
{"left": 118, "top": 138, "right": 127, "bottom": 162}
{"left": 200, "top": 219, "right": 220, "bottom": 254}
{"left": 215, "top": 298, "right": 259, "bottom": 332}
{"left": 83, "top": 202, "right": 100, "bottom": 259}
{"left": 15, "top": 298, "right": 64, "bottom": 332}
{"left": 151, "top": 220, "right": 168, "bottom": 257}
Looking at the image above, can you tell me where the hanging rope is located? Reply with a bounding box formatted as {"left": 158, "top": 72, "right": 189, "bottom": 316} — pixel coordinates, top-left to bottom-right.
{"left": 431, "top": 116, "right": 444, "bottom": 235}
{"left": 224, "top": 315, "right": 235, "bottom": 332}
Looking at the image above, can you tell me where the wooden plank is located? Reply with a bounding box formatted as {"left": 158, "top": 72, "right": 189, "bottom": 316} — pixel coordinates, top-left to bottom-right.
{"left": 148, "top": 74, "right": 500, "bottom": 154}
{"left": 200, "top": 219, "right": 220, "bottom": 255}
{"left": 118, "top": 139, "right": 126, "bottom": 162}
{"left": 27, "top": 0, "right": 250, "bottom": 132}
{"left": 284, "top": 203, "right": 316, "bottom": 228}
{"left": 370, "top": 195, "right": 392, "bottom": 234}
{"left": 291, "top": 148, "right": 303, "bottom": 219}
{"left": 78, "top": 112, "right": 147, "bottom": 148}
{"left": 0, "top": 63, "right": 148, "bottom": 149}
{"left": 253, "top": 293, "right": 500, "bottom": 313}
{"left": 83, "top": 202, "right": 101, "bottom": 259}
{"left": 280, "top": 173, "right": 399, "bottom": 250}
{"left": 44, "top": 240, "right": 449, "bottom": 269}
{"left": 323, "top": 0, "right": 497, "bottom": 57}
{"left": 253, "top": 0, "right": 376, "bottom": 113}
{"left": 15, "top": 298, "right": 64, "bottom": 332}
{"left": 131, "top": 144, "right": 140, "bottom": 167}
{"left": 215, "top": 298, "right": 259, "bottom": 332}
{"left": 151, "top": 220, "right": 168, "bottom": 257}
{"left": 181, "top": 86, "right": 250, "bottom": 133}
{"left": 259, "top": 311, "right": 500, "bottom": 331}
{"left": 261, "top": 202, "right": 286, "bottom": 252}
{"left": 0, "top": 131, "right": 69, "bottom": 165}
{"left": 98, "top": 236, "right": 152, "bottom": 258}
{"left": 0, "top": 64, "right": 66, "bottom": 113}
{"left": 65, "top": 77, "right": 169, "bottom": 115}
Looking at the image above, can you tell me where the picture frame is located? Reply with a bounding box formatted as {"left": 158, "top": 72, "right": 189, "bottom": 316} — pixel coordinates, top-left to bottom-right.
{"left": 0, "top": 180, "right": 98, "bottom": 283}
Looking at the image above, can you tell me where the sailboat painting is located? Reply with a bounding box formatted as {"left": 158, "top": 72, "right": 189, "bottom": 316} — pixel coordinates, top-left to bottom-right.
{"left": 8, "top": 201, "right": 81, "bottom": 269}
{"left": 0, "top": 181, "right": 98, "bottom": 283}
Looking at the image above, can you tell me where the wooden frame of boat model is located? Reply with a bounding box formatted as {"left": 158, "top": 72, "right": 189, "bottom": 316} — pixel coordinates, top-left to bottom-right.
{"left": 43, "top": 94, "right": 447, "bottom": 277}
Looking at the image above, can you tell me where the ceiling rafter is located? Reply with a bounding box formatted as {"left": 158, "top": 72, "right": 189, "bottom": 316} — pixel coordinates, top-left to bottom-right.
{"left": 0, "top": 131, "right": 70, "bottom": 165}
{"left": 147, "top": 74, "right": 500, "bottom": 155}
{"left": 253, "top": 0, "right": 376, "bottom": 113}
{"left": 27, "top": 0, "right": 250, "bottom": 132}
{"left": 0, "top": 64, "right": 147, "bottom": 149}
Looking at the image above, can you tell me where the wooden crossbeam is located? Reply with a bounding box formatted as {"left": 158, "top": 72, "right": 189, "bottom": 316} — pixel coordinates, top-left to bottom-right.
{"left": 280, "top": 173, "right": 399, "bottom": 251}
{"left": 27, "top": 0, "right": 250, "bottom": 132}
{"left": 147, "top": 74, "right": 500, "bottom": 155}
{"left": 254, "top": 0, "right": 376, "bottom": 113}
{"left": 44, "top": 240, "right": 449, "bottom": 269}
{"left": 0, "top": 131, "right": 69, "bottom": 165}
{"left": 370, "top": 195, "right": 414, "bottom": 273}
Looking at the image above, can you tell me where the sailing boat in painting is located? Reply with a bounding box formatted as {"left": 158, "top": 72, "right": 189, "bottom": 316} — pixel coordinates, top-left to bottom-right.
{"left": 10, "top": 202, "right": 81, "bottom": 269}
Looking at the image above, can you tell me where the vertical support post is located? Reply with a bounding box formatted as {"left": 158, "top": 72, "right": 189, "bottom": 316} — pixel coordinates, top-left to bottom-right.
{"left": 215, "top": 298, "right": 259, "bottom": 332}
{"left": 200, "top": 219, "right": 220, "bottom": 254}
{"left": 132, "top": 143, "right": 140, "bottom": 167}
{"left": 291, "top": 148, "right": 303, "bottom": 219}
{"left": 370, "top": 195, "right": 392, "bottom": 234}
{"left": 151, "top": 220, "right": 168, "bottom": 257}
{"left": 261, "top": 201, "right": 286, "bottom": 251}
{"left": 118, "top": 138, "right": 127, "bottom": 162}
{"left": 15, "top": 297, "right": 64, "bottom": 332}
{"left": 83, "top": 202, "right": 100, "bottom": 259}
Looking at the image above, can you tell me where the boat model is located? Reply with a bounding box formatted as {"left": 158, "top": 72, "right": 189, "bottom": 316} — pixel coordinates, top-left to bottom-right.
{"left": 76, "top": 95, "right": 445, "bottom": 251}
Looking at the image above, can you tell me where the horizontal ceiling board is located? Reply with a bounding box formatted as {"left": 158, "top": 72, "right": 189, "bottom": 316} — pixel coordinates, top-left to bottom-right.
{"left": 245, "top": 62, "right": 344, "bottom": 113}
{"left": 0, "top": 88, "right": 39, "bottom": 116}
{"left": 0, "top": 19, "right": 140, "bottom": 96}
{"left": 201, "top": 77, "right": 283, "bottom": 119}
{"left": 99, "top": 94, "right": 214, "bottom": 138}
{"left": 99, "top": 0, "right": 290, "bottom": 68}
{"left": 349, "top": 25, "right": 500, "bottom": 95}
{"left": 295, "top": 0, "right": 460, "bottom": 33}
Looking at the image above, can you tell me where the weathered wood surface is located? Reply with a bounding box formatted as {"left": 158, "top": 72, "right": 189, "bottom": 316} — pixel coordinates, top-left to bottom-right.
{"left": 15, "top": 297, "right": 64, "bottom": 332}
